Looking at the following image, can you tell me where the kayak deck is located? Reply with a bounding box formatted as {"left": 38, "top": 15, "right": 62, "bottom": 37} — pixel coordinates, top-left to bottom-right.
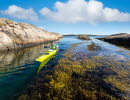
{"left": 36, "top": 50, "right": 57, "bottom": 62}
{"left": 36, "top": 49, "right": 58, "bottom": 72}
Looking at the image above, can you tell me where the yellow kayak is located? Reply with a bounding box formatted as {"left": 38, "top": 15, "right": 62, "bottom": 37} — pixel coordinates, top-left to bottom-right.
{"left": 36, "top": 49, "right": 58, "bottom": 72}
{"left": 36, "top": 50, "right": 57, "bottom": 62}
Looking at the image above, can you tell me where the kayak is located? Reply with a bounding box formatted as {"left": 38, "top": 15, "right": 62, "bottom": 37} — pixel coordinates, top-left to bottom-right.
{"left": 36, "top": 48, "right": 58, "bottom": 72}
{"left": 36, "top": 50, "right": 57, "bottom": 62}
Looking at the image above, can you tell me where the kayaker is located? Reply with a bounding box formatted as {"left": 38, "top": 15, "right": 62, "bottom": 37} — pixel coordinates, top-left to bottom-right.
{"left": 50, "top": 42, "right": 58, "bottom": 50}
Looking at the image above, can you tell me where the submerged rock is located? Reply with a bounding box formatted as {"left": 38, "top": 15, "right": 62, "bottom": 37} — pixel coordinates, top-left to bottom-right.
{"left": 0, "top": 18, "right": 62, "bottom": 51}
{"left": 88, "top": 42, "right": 101, "bottom": 51}
{"left": 77, "top": 35, "right": 91, "bottom": 40}
{"left": 97, "top": 33, "right": 130, "bottom": 46}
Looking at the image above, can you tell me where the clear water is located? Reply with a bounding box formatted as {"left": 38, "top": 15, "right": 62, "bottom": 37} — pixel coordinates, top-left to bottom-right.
{"left": 0, "top": 36, "right": 130, "bottom": 100}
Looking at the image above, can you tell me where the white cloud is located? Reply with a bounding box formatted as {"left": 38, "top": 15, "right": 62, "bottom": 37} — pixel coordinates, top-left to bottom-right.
{"left": 39, "top": 0, "right": 130, "bottom": 24}
{"left": 1, "top": 5, "right": 39, "bottom": 21}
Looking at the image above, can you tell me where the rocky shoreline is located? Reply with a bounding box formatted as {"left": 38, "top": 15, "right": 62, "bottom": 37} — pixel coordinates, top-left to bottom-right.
{"left": 0, "top": 18, "right": 62, "bottom": 51}
{"left": 97, "top": 33, "right": 130, "bottom": 46}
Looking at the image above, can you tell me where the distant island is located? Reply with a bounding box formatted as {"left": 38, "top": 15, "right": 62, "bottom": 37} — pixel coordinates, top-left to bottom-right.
{"left": 63, "top": 34, "right": 108, "bottom": 37}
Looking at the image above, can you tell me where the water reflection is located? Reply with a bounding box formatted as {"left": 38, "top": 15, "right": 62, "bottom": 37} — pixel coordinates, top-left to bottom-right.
{"left": 0, "top": 43, "right": 53, "bottom": 100}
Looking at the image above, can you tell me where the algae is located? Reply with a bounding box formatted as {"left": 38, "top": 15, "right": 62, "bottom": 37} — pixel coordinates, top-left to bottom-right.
{"left": 18, "top": 42, "right": 130, "bottom": 100}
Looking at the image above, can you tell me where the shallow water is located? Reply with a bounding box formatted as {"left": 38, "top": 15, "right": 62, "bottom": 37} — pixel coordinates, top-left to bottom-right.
{"left": 0, "top": 36, "right": 130, "bottom": 100}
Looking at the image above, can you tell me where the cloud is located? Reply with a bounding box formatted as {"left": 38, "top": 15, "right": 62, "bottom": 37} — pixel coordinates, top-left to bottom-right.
{"left": 39, "top": 0, "right": 130, "bottom": 24}
{"left": 1, "top": 5, "right": 39, "bottom": 21}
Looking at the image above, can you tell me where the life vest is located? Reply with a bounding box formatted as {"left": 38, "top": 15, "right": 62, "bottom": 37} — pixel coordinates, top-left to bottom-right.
{"left": 50, "top": 44, "right": 57, "bottom": 50}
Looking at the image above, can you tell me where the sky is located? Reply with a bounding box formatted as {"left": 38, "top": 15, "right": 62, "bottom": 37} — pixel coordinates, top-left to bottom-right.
{"left": 0, "top": 0, "right": 130, "bottom": 35}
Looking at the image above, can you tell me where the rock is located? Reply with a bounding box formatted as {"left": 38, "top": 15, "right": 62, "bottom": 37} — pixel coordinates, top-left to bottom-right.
{"left": 97, "top": 33, "right": 130, "bottom": 46}
{"left": 77, "top": 35, "right": 91, "bottom": 40}
{"left": 87, "top": 42, "right": 101, "bottom": 51}
{"left": 0, "top": 18, "right": 62, "bottom": 51}
{"left": 110, "top": 33, "right": 127, "bottom": 36}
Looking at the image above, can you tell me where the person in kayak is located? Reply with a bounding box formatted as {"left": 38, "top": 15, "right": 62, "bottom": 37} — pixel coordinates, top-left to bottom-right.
{"left": 50, "top": 42, "right": 58, "bottom": 50}
{"left": 50, "top": 42, "right": 58, "bottom": 61}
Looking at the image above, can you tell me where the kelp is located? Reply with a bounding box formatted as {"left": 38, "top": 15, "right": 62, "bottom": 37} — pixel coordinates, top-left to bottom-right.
{"left": 18, "top": 42, "right": 130, "bottom": 100}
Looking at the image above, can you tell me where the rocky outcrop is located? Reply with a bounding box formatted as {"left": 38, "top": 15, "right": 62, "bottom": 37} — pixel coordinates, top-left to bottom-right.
{"left": 0, "top": 18, "right": 62, "bottom": 50}
{"left": 97, "top": 33, "right": 130, "bottom": 46}
{"left": 77, "top": 35, "right": 91, "bottom": 40}
{"left": 87, "top": 42, "right": 101, "bottom": 51}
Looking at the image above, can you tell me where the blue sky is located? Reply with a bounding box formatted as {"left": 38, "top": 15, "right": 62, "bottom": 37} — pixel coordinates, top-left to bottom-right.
{"left": 0, "top": 0, "right": 130, "bottom": 35}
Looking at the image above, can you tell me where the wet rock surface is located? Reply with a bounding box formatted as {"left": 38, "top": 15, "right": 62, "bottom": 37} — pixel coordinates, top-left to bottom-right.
{"left": 88, "top": 42, "right": 101, "bottom": 51}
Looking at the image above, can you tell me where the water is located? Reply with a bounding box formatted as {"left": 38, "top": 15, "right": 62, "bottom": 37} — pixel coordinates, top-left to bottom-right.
{"left": 0, "top": 36, "right": 130, "bottom": 100}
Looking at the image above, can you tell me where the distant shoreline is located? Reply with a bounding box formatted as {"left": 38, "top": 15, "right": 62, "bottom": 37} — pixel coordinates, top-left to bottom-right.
{"left": 63, "top": 34, "right": 108, "bottom": 36}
